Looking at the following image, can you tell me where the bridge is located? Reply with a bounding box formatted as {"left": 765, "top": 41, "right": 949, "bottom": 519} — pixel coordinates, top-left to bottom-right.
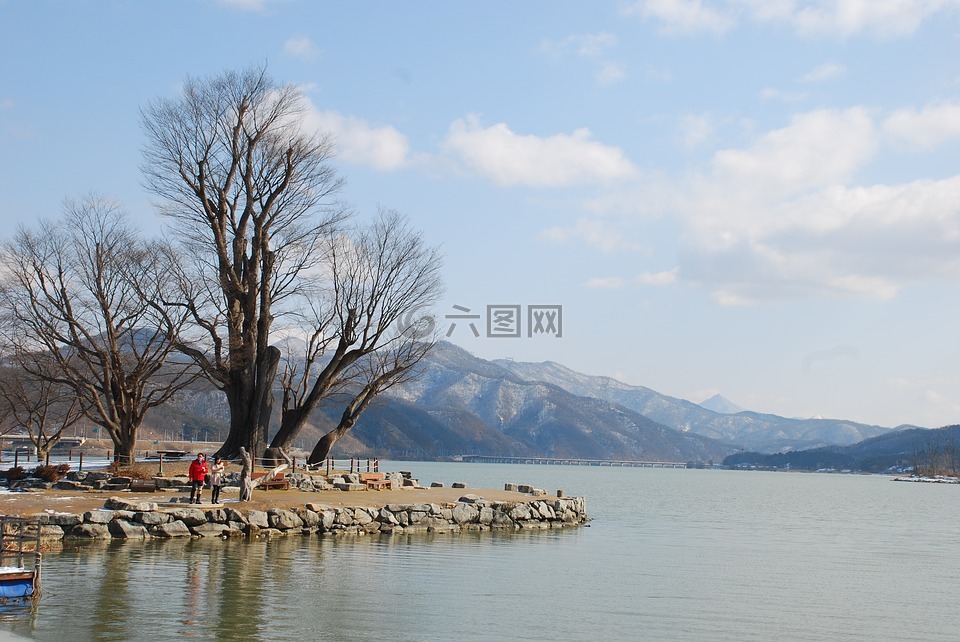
{"left": 458, "top": 455, "right": 689, "bottom": 468}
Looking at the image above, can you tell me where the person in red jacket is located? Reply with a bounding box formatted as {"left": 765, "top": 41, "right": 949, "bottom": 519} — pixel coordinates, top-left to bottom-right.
{"left": 188, "top": 453, "right": 208, "bottom": 504}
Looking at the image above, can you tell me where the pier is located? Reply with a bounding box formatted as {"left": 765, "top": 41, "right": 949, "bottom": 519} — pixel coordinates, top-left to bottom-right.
{"left": 459, "top": 455, "right": 689, "bottom": 468}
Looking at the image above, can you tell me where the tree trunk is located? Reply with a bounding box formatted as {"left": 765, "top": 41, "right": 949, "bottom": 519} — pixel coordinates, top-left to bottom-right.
{"left": 239, "top": 447, "right": 254, "bottom": 502}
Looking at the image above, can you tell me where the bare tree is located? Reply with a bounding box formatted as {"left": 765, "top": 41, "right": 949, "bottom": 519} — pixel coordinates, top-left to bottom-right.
{"left": 0, "top": 196, "right": 198, "bottom": 464}
{"left": 307, "top": 328, "right": 437, "bottom": 464}
{"left": 264, "top": 209, "right": 443, "bottom": 463}
{"left": 0, "top": 354, "right": 84, "bottom": 462}
{"left": 141, "top": 65, "right": 347, "bottom": 460}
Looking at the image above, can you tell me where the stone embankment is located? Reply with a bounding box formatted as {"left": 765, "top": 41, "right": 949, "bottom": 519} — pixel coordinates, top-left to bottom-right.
{"left": 32, "top": 493, "right": 589, "bottom": 541}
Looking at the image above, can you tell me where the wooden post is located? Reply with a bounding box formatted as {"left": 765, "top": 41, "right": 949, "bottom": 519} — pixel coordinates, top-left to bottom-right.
{"left": 374, "top": 457, "right": 379, "bottom": 473}
{"left": 158, "top": 453, "right": 164, "bottom": 475}
{"left": 68, "top": 450, "right": 73, "bottom": 461}
{"left": 326, "top": 457, "right": 331, "bottom": 476}
{"left": 13, "top": 450, "right": 18, "bottom": 469}
{"left": 79, "top": 452, "right": 84, "bottom": 471}
{"left": 45, "top": 452, "right": 50, "bottom": 467}
{"left": 293, "top": 456, "right": 297, "bottom": 472}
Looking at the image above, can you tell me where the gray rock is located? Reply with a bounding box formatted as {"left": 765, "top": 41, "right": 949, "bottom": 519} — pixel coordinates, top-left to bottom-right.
{"left": 334, "top": 483, "right": 366, "bottom": 492}
{"left": 84, "top": 510, "right": 114, "bottom": 524}
{"left": 225, "top": 508, "right": 248, "bottom": 525}
{"left": 39, "top": 524, "right": 65, "bottom": 541}
{"left": 39, "top": 513, "right": 81, "bottom": 527}
{"left": 108, "top": 476, "right": 132, "bottom": 486}
{"left": 430, "top": 482, "right": 444, "bottom": 487}
{"left": 134, "top": 511, "right": 171, "bottom": 526}
{"left": 267, "top": 509, "right": 303, "bottom": 530}
{"left": 169, "top": 508, "right": 207, "bottom": 527}
{"left": 152, "top": 520, "right": 192, "bottom": 538}
{"left": 104, "top": 497, "right": 158, "bottom": 512}
{"left": 378, "top": 508, "right": 400, "bottom": 525}
{"left": 452, "top": 503, "right": 479, "bottom": 525}
{"left": 245, "top": 510, "right": 269, "bottom": 529}
{"left": 352, "top": 509, "right": 374, "bottom": 526}
{"left": 108, "top": 519, "right": 150, "bottom": 539}
{"left": 295, "top": 508, "right": 320, "bottom": 528}
{"left": 517, "top": 484, "right": 535, "bottom": 494}
{"left": 452, "top": 482, "right": 467, "bottom": 489}
{"left": 504, "top": 483, "right": 519, "bottom": 492}
{"left": 56, "top": 480, "right": 87, "bottom": 491}
{"left": 190, "top": 522, "right": 230, "bottom": 538}
{"left": 479, "top": 507, "right": 494, "bottom": 525}
{"left": 508, "top": 503, "right": 532, "bottom": 521}
{"left": 205, "top": 509, "right": 228, "bottom": 524}
{"left": 458, "top": 494, "right": 483, "bottom": 503}
{"left": 67, "top": 523, "right": 112, "bottom": 539}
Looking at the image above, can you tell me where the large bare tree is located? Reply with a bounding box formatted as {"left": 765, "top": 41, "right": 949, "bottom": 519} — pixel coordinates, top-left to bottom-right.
{"left": 265, "top": 209, "right": 443, "bottom": 463}
{"left": 141, "top": 65, "right": 346, "bottom": 460}
{"left": 0, "top": 197, "right": 197, "bottom": 463}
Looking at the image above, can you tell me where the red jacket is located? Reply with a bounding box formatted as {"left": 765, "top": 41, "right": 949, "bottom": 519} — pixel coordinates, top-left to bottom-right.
{"left": 188, "top": 458, "right": 208, "bottom": 482}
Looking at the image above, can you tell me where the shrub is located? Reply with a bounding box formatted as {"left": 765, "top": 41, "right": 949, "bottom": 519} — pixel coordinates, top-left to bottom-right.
{"left": 32, "top": 464, "right": 71, "bottom": 482}
{"left": 2, "top": 466, "right": 29, "bottom": 482}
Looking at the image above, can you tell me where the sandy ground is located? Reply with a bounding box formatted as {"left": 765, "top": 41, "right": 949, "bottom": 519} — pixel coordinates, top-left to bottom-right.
{"left": 0, "top": 484, "right": 546, "bottom": 518}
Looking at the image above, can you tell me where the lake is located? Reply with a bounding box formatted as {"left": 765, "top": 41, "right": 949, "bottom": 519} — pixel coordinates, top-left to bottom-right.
{"left": 1, "top": 463, "right": 958, "bottom": 641}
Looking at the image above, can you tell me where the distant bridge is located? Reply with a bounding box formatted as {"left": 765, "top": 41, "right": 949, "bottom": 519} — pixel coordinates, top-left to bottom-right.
{"left": 458, "top": 455, "right": 689, "bottom": 468}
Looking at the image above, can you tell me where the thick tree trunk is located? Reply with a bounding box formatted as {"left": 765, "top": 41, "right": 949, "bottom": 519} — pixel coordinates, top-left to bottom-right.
{"left": 217, "top": 347, "right": 280, "bottom": 461}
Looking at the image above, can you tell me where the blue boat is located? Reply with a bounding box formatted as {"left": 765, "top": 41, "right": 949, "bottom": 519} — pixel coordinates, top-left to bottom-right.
{"left": 0, "top": 517, "right": 41, "bottom": 603}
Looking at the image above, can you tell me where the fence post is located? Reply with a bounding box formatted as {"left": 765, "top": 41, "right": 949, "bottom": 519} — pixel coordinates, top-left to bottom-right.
{"left": 45, "top": 452, "right": 50, "bottom": 467}
{"left": 292, "top": 456, "right": 297, "bottom": 473}
{"left": 326, "top": 457, "right": 331, "bottom": 476}
{"left": 158, "top": 453, "right": 164, "bottom": 476}
{"left": 13, "top": 450, "right": 19, "bottom": 469}
{"left": 79, "top": 452, "right": 84, "bottom": 471}
{"left": 374, "top": 457, "right": 379, "bottom": 473}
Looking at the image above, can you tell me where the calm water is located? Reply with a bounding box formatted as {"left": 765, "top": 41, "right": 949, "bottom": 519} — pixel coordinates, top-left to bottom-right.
{"left": 1, "top": 463, "right": 958, "bottom": 641}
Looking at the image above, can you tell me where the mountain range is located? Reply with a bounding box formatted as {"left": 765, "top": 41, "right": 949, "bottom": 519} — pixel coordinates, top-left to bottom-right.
{"left": 150, "top": 341, "right": 924, "bottom": 464}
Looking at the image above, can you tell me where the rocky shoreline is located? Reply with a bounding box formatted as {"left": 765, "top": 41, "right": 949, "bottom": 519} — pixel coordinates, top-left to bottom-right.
{"left": 30, "top": 493, "right": 589, "bottom": 541}
{"left": 4, "top": 467, "right": 590, "bottom": 541}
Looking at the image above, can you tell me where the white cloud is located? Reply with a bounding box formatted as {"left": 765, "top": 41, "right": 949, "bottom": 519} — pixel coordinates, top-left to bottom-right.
{"left": 798, "top": 62, "right": 846, "bottom": 83}
{"left": 635, "top": 269, "right": 678, "bottom": 286}
{"left": 442, "top": 115, "right": 640, "bottom": 187}
{"left": 212, "top": 0, "right": 277, "bottom": 11}
{"left": 556, "top": 103, "right": 960, "bottom": 305}
{"left": 760, "top": 88, "right": 806, "bottom": 103}
{"left": 883, "top": 102, "right": 960, "bottom": 150}
{"left": 627, "top": 0, "right": 960, "bottom": 37}
{"left": 585, "top": 276, "right": 626, "bottom": 289}
{"left": 540, "top": 33, "right": 618, "bottom": 58}
{"left": 301, "top": 105, "right": 410, "bottom": 171}
{"left": 679, "top": 113, "right": 715, "bottom": 149}
{"left": 540, "top": 217, "right": 649, "bottom": 253}
{"left": 709, "top": 108, "right": 876, "bottom": 201}
{"left": 284, "top": 36, "right": 318, "bottom": 60}
{"left": 596, "top": 62, "right": 627, "bottom": 86}
{"left": 626, "top": 0, "right": 736, "bottom": 35}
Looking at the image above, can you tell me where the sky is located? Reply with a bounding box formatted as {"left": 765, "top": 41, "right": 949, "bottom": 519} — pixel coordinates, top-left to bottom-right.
{"left": 1, "top": 0, "right": 960, "bottom": 428}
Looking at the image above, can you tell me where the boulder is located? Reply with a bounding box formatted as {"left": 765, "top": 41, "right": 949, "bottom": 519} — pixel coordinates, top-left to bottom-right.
{"left": 245, "top": 510, "right": 269, "bottom": 529}
{"left": 108, "top": 519, "right": 150, "bottom": 539}
{"left": 504, "top": 483, "right": 519, "bottom": 492}
{"left": 267, "top": 509, "right": 303, "bottom": 530}
{"left": 84, "top": 510, "right": 114, "bottom": 525}
{"left": 152, "top": 520, "right": 192, "bottom": 538}
{"left": 134, "top": 511, "right": 171, "bottom": 526}
{"left": 452, "top": 503, "right": 479, "bottom": 525}
{"left": 452, "top": 482, "right": 467, "bottom": 489}
{"left": 169, "top": 508, "right": 208, "bottom": 527}
{"left": 39, "top": 524, "right": 65, "bottom": 541}
{"left": 190, "top": 522, "right": 230, "bottom": 538}
{"left": 67, "top": 523, "right": 112, "bottom": 539}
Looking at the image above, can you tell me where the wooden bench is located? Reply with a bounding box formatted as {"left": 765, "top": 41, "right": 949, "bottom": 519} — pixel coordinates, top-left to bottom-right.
{"left": 360, "top": 472, "right": 392, "bottom": 490}
{"left": 251, "top": 471, "right": 290, "bottom": 490}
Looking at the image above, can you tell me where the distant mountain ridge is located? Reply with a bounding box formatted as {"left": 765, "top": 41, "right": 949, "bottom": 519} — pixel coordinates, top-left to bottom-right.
{"left": 698, "top": 394, "right": 746, "bottom": 414}
{"left": 490, "top": 351, "right": 898, "bottom": 452}
{"left": 148, "top": 341, "right": 915, "bottom": 461}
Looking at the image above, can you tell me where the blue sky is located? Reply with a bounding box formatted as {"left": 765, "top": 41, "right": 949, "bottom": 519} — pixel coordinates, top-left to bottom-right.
{"left": 2, "top": 0, "right": 960, "bottom": 428}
